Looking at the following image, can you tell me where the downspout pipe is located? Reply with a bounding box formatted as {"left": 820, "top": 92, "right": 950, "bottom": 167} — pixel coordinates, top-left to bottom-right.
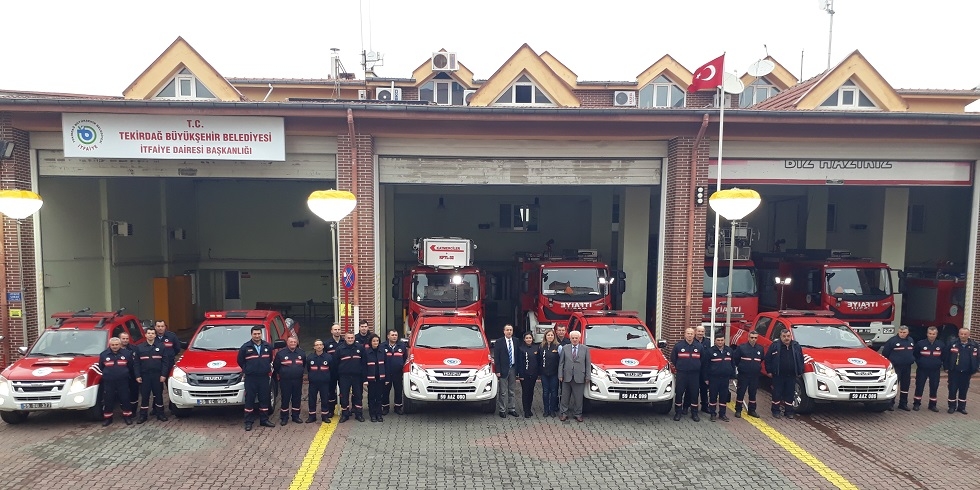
{"left": 683, "top": 114, "right": 710, "bottom": 333}
{"left": 347, "top": 109, "right": 359, "bottom": 333}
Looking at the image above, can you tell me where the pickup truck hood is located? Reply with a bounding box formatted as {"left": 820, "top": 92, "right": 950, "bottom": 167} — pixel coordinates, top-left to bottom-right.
{"left": 804, "top": 347, "right": 890, "bottom": 370}
{"left": 410, "top": 347, "right": 490, "bottom": 370}
{"left": 3, "top": 355, "right": 98, "bottom": 380}
{"left": 175, "top": 349, "right": 242, "bottom": 373}
{"left": 590, "top": 349, "right": 667, "bottom": 371}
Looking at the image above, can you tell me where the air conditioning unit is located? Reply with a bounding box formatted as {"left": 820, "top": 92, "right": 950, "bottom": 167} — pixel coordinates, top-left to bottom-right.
{"left": 431, "top": 52, "right": 459, "bottom": 71}
{"left": 713, "top": 93, "right": 733, "bottom": 108}
{"left": 112, "top": 221, "right": 133, "bottom": 237}
{"left": 613, "top": 90, "right": 637, "bottom": 107}
{"left": 357, "top": 89, "right": 368, "bottom": 100}
{"left": 463, "top": 89, "right": 477, "bottom": 106}
{"left": 376, "top": 87, "right": 402, "bottom": 101}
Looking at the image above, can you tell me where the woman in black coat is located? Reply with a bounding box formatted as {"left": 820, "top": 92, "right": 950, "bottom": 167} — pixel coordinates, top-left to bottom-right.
{"left": 515, "top": 332, "right": 541, "bottom": 418}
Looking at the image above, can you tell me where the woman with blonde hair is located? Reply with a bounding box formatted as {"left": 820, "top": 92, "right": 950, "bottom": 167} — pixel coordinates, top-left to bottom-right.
{"left": 539, "top": 330, "right": 561, "bottom": 417}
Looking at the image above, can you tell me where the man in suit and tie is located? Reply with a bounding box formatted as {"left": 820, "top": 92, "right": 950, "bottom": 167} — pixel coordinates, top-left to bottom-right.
{"left": 493, "top": 324, "right": 520, "bottom": 418}
{"left": 558, "top": 330, "right": 590, "bottom": 422}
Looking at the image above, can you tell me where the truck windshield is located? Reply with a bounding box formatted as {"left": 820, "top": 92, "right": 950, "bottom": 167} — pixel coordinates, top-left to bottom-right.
{"left": 412, "top": 273, "right": 480, "bottom": 307}
{"left": 191, "top": 325, "right": 266, "bottom": 350}
{"left": 542, "top": 267, "right": 601, "bottom": 300}
{"left": 825, "top": 267, "right": 891, "bottom": 297}
{"left": 30, "top": 329, "right": 108, "bottom": 356}
{"left": 584, "top": 323, "right": 654, "bottom": 350}
{"left": 703, "top": 267, "right": 757, "bottom": 296}
{"left": 414, "top": 324, "right": 486, "bottom": 349}
{"left": 791, "top": 324, "right": 866, "bottom": 349}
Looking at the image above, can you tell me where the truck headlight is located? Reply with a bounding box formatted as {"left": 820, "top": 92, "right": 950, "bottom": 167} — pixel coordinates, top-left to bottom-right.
{"left": 0, "top": 375, "right": 9, "bottom": 396}
{"left": 171, "top": 366, "right": 188, "bottom": 384}
{"left": 67, "top": 373, "right": 88, "bottom": 394}
{"left": 476, "top": 364, "right": 492, "bottom": 378}
{"left": 812, "top": 362, "right": 833, "bottom": 378}
{"left": 410, "top": 363, "right": 427, "bottom": 380}
{"left": 885, "top": 364, "right": 895, "bottom": 379}
{"left": 648, "top": 368, "right": 659, "bottom": 383}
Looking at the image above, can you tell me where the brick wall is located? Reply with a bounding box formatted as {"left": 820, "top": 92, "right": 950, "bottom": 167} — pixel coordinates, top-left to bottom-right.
{"left": 336, "top": 132, "right": 376, "bottom": 334}
{"left": 573, "top": 89, "right": 613, "bottom": 108}
{"left": 399, "top": 87, "right": 419, "bottom": 101}
{"left": 685, "top": 91, "right": 741, "bottom": 109}
{"left": 973, "top": 202, "right": 980, "bottom": 342}
{"left": 0, "top": 112, "right": 39, "bottom": 363}
{"left": 660, "top": 136, "right": 709, "bottom": 345}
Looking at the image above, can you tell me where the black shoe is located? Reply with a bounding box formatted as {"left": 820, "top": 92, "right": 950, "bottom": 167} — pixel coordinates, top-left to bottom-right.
{"left": 370, "top": 416, "right": 377, "bottom": 422}
{"left": 710, "top": 414, "right": 716, "bottom": 422}
{"left": 948, "top": 407, "right": 957, "bottom": 414}
{"left": 382, "top": 407, "right": 390, "bottom": 415}
{"left": 524, "top": 412, "right": 532, "bottom": 418}
{"left": 786, "top": 414, "right": 795, "bottom": 420}
{"left": 701, "top": 406, "right": 711, "bottom": 414}
{"left": 691, "top": 412, "right": 700, "bottom": 422}
{"left": 508, "top": 410, "right": 519, "bottom": 417}
{"left": 734, "top": 411, "right": 742, "bottom": 418}
{"left": 338, "top": 414, "right": 349, "bottom": 423}
{"left": 136, "top": 415, "right": 147, "bottom": 425}
{"left": 673, "top": 412, "right": 682, "bottom": 421}
{"left": 245, "top": 422, "right": 253, "bottom": 431}
{"left": 394, "top": 407, "right": 403, "bottom": 415}
{"left": 719, "top": 414, "right": 731, "bottom": 422}
{"left": 102, "top": 418, "right": 113, "bottom": 427}
{"left": 958, "top": 408, "right": 968, "bottom": 415}
{"left": 355, "top": 414, "right": 365, "bottom": 422}
{"left": 747, "top": 410, "right": 760, "bottom": 418}
{"left": 377, "top": 415, "right": 383, "bottom": 422}
{"left": 898, "top": 404, "right": 910, "bottom": 412}
{"left": 499, "top": 412, "right": 506, "bottom": 418}
{"left": 280, "top": 418, "right": 288, "bottom": 426}
{"left": 306, "top": 415, "right": 317, "bottom": 423}
{"left": 260, "top": 420, "right": 276, "bottom": 427}
{"left": 322, "top": 415, "right": 331, "bottom": 423}
{"left": 929, "top": 406, "right": 939, "bottom": 412}
{"left": 912, "top": 404, "right": 921, "bottom": 411}
{"left": 773, "top": 412, "right": 782, "bottom": 419}
{"left": 123, "top": 417, "right": 133, "bottom": 425}
{"left": 156, "top": 413, "right": 168, "bottom": 422}
{"left": 292, "top": 417, "right": 303, "bottom": 424}
{"left": 681, "top": 407, "right": 689, "bottom": 415}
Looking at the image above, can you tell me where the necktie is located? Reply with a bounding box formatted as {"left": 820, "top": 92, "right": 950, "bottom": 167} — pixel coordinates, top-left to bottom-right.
{"left": 507, "top": 339, "right": 513, "bottom": 366}
{"left": 573, "top": 345, "right": 578, "bottom": 361}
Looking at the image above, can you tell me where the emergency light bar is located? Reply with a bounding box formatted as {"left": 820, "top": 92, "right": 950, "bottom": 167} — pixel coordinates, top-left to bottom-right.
{"left": 581, "top": 310, "right": 640, "bottom": 318}
{"left": 776, "top": 310, "right": 835, "bottom": 317}
{"left": 204, "top": 311, "right": 270, "bottom": 319}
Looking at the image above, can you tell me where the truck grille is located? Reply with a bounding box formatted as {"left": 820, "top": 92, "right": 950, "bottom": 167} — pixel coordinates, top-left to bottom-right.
{"left": 608, "top": 386, "right": 659, "bottom": 394}
{"left": 12, "top": 380, "right": 67, "bottom": 393}
{"left": 839, "top": 368, "right": 884, "bottom": 382}
{"left": 188, "top": 390, "right": 240, "bottom": 398}
{"left": 430, "top": 369, "right": 473, "bottom": 382}
{"left": 838, "top": 385, "right": 886, "bottom": 393}
{"left": 187, "top": 372, "right": 242, "bottom": 386}
{"left": 609, "top": 370, "right": 654, "bottom": 383}
{"left": 427, "top": 386, "right": 477, "bottom": 394}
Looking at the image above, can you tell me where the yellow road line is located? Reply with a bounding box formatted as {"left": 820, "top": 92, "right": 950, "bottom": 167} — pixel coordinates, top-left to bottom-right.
{"left": 729, "top": 402, "right": 859, "bottom": 490}
{"left": 288, "top": 419, "right": 339, "bottom": 490}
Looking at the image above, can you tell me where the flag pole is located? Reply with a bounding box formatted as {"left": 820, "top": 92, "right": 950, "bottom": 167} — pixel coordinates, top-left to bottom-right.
{"left": 708, "top": 54, "right": 726, "bottom": 343}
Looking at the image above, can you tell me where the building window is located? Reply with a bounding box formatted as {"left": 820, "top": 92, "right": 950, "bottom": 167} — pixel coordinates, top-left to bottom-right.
{"left": 420, "top": 72, "right": 466, "bottom": 105}
{"left": 154, "top": 68, "right": 217, "bottom": 100}
{"left": 499, "top": 203, "right": 538, "bottom": 231}
{"left": 739, "top": 78, "right": 780, "bottom": 107}
{"left": 638, "top": 75, "right": 685, "bottom": 108}
{"left": 819, "top": 80, "right": 876, "bottom": 109}
{"left": 908, "top": 204, "right": 925, "bottom": 233}
{"left": 493, "top": 74, "right": 553, "bottom": 105}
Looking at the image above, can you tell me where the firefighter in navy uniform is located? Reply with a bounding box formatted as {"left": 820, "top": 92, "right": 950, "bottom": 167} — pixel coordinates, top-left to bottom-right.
{"left": 881, "top": 326, "right": 916, "bottom": 411}
{"left": 237, "top": 326, "right": 276, "bottom": 431}
{"left": 733, "top": 331, "right": 764, "bottom": 418}
{"left": 273, "top": 336, "right": 306, "bottom": 425}
{"left": 694, "top": 326, "right": 712, "bottom": 414}
{"left": 134, "top": 328, "right": 169, "bottom": 423}
{"left": 118, "top": 331, "right": 140, "bottom": 415}
{"left": 383, "top": 329, "right": 408, "bottom": 415}
{"left": 336, "top": 332, "right": 366, "bottom": 422}
{"left": 671, "top": 328, "right": 705, "bottom": 422}
{"left": 705, "top": 336, "right": 735, "bottom": 422}
{"left": 306, "top": 339, "right": 333, "bottom": 423}
{"left": 945, "top": 328, "right": 980, "bottom": 414}
{"left": 99, "top": 337, "right": 135, "bottom": 426}
{"left": 354, "top": 320, "right": 371, "bottom": 348}
{"left": 363, "top": 334, "right": 388, "bottom": 422}
{"left": 324, "top": 324, "right": 344, "bottom": 418}
{"left": 154, "top": 320, "right": 181, "bottom": 416}
{"left": 765, "top": 329, "right": 805, "bottom": 419}
{"left": 912, "top": 326, "right": 945, "bottom": 412}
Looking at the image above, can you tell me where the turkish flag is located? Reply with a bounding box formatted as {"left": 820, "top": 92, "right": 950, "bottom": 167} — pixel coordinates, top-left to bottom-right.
{"left": 688, "top": 54, "right": 725, "bottom": 92}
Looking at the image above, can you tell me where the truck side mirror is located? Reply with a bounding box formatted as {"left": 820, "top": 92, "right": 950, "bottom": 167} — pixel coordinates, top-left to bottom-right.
{"left": 657, "top": 340, "right": 667, "bottom": 349}
{"left": 273, "top": 339, "right": 287, "bottom": 349}
{"left": 17, "top": 346, "right": 27, "bottom": 356}
{"left": 488, "top": 275, "right": 498, "bottom": 300}
{"left": 180, "top": 341, "right": 189, "bottom": 350}
{"left": 617, "top": 270, "right": 627, "bottom": 294}
{"left": 894, "top": 269, "right": 906, "bottom": 294}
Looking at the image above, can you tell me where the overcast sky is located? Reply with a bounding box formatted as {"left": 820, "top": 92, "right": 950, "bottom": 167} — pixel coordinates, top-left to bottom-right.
{"left": 5, "top": 0, "right": 979, "bottom": 109}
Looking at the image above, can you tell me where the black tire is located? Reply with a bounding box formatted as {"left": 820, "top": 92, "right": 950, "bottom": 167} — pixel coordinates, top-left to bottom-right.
{"left": 865, "top": 402, "right": 890, "bottom": 413}
{"left": 653, "top": 401, "right": 672, "bottom": 415}
{"left": 169, "top": 401, "right": 192, "bottom": 418}
{"left": 0, "top": 410, "right": 29, "bottom": 424}
{"left": 85, "top": 387, "right": 105, "bottom": 421}
{"left": 794, "top": 378, "right": 815, "bottom": 414}
{"left": 483, "top": 399, "right": 496, "bottom": 414}
{"left": 402, "top": 396, "right": 418, "bottom": 415}
{"left": 270, "top": 379, "right": 280, "bottom": 412}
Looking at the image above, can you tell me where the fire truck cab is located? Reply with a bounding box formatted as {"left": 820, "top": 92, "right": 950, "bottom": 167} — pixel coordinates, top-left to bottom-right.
{"left": 703, "top": 222, "right": 759, "bottom": 341}
{"left": 568, "top": 310, "right": 673, "bottom": 413}
{"left": 903, "top": 268, "right": 966, "bottom": 343}
{"left": 754, "top": 249, "right": 898, "bottom": 349}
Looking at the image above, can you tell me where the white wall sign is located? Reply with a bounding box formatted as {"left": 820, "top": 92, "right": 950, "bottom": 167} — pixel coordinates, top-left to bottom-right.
{"left": 709, "top": 159, "right": 973, "bottom": 186}
{"left": 62, "top": 113, "right": 285, "bottom": 161}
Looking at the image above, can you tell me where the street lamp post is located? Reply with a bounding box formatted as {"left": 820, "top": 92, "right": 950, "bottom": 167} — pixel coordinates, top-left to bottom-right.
{"left": 708, "top": 188, "right": 761, "bottom": 345}
{"left": 0, "top": 190, "right": 44, "bottom": 366}
{"left": 775, "top": 277, "right": 792, "bottom": 310}
{"left": 307, "top": 190, "right": 356, "bottom": 333}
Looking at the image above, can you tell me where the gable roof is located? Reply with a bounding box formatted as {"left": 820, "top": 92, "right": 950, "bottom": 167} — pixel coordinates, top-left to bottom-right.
{"left": 123, "top": 37, "right": 244, "bottom": 101}
{"left": 466, "top": 44, "right": 579, "bottom": 107}
{"left": 635, "top": 55, "right": 694, "bottom": 89}
{"left": 739, "top": 56, "right": 798, "bottom": 90}
{"left": 539, "top": 51, "right": 578, "bottom": 87}
{"left": 410, "top": 49, "right": 476, "bottom": 89}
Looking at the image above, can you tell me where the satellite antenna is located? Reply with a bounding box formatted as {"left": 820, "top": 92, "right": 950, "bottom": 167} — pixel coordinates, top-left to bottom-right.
{"left": 746, "top": 59, "right": 775, "bottom": 77}
{"left": 363, "top": 50, "right": 384, "bottom": 74}
{"left": 722, "top": 72, "right": 744, "bottom": 95}
{"left": 818, "top": 0, "right": 835, "bottom": 70}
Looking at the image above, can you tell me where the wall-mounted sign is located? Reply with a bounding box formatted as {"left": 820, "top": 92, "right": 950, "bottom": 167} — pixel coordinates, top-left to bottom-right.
{"left": 709, "top": 159, "right": 972, "bottom": 186}
{"left": 62, "top": 113, "right": 285, "bottom": 161}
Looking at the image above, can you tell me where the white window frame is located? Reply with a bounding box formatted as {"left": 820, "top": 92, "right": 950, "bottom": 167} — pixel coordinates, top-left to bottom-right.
{"left": 819, "top": 82, "right": 877, "bottom": 110}
{"left": 493, "top": 76, "right": 555, "bottom": 106}
{"left": 154, "top": 74, "right": 218, "bottom": 101}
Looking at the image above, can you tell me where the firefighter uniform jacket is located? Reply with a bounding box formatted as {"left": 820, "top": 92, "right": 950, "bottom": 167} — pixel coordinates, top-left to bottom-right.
{"left": 671, "top": 340, "right": 705, "bottom": 373}
{"left": 945, "top": 340, "right": 980, "bottom": 374}
{"left": 306, "top": 351, "right": 332, "bottom": 383}
{"left": 734, "top": 342, "right": 765, "bottom": 376}
{"left": 383, "top": 341, "right": 408, "bottom": 378}
{"left": 363, "top": 347, "right": 387, "bottom": 382}
{"left": 765, "top": 341, "right": 805, "bottom": 377}
{"left": 882, "top": 336, "right": 916, "bottom": 366}
{"left": 133, "top": 340, "right": 169, "bottom": 378}
{"left": 336, "top": 342, "right": 365, "bottom": 377}
{"left": 158, "top": 330, "right": 182, "bottom": 360}
{"left": 705, "top": 345, "right": 736, "bottom": 378}
{"left": 274, "top": 348, "right": 306, "bottom": 380}
{"left": 237, "top": 340, "right": 273, "bottom": 376}
{"left": 354, "top": 333, "right": 371, "bottom": 349}
{"left": 99, "top": 349, "right": 135, "bottom": 382}
{"left": 325, "top": 337, "right": 344, "bottom": 372}
{"left": 914, "top": 339, "right": 946, "bottom": 370}
{"left": 540, "top": 342, "right": 561, "bottom": 377}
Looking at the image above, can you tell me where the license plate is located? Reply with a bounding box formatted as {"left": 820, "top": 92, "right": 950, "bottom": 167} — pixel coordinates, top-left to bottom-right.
{"left": 437, "top": 394, "right": 467, "bottom": 401}
{"left": 197, "top": 398, "right": 230, "bottom": 405}
{"left": 853, "top": 328, "right": 870, "bottom": 333}
{"left": 619, "top": 392, "right": 649, "bottom": 400}
{"left": 620, "top": 372, "right": 643, "bottom": 378}
{"left": 849, "top": 393, "right": 878, "bottom": 400}
{"left": 852, "top": 371, "right": 875, "bottom": 376}
{"left": 441, "top": 371, "right": 462, "bottom": 377}
{"left": 19, "top": 402, "right": 51, "bottom": 410}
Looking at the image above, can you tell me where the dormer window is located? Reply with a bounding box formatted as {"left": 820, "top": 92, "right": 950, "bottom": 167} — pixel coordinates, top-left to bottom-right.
{"left": 493, "top": 74, "right": 553, "bottom": 105}
{"left": 420, "top": 72, "right": 466, "bottom": 105}
{"left": 639, "top": 75, "right": 685, "bottom": 108}
{"left": 819, "top": 80, "right": 876, "bottom": 109}
{"left": 739, "top": 77, "right": 780, "bottom": 107}
{"left": 154, "top": 68, "right": 217, "bottom": 100}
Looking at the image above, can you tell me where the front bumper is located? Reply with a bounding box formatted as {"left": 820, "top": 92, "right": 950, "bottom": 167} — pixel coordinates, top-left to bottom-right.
{"left": 169, "top": 377, "right": 245, "bottom": 409}
{"left": 0, "top": 382, "right": 99, "bottom": 411}
{"left": 404, "top": 371, "right": 497, "bottom": 402}
{"left": 802, "top": 371, "right": 898, "bottom": 402}
{"left": 586, "top": 371, "right": 674, "bottom": 403}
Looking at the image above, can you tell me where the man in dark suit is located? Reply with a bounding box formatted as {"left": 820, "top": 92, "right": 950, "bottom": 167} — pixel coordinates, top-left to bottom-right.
{"left": 492, "top": 324, "right": 519, "bottom": 418}
{"left": 558, "top": 330, "right": 590, "bottom": 422}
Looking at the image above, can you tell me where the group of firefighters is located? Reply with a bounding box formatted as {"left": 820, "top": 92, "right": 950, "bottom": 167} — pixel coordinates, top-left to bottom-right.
{"left": 97, "top": 319, "right": 979, "bottom": 429}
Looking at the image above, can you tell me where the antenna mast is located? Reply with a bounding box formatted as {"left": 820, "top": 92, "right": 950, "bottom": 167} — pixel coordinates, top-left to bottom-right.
{"left": 819, "top": 0, "right": 835, "bottom": 70}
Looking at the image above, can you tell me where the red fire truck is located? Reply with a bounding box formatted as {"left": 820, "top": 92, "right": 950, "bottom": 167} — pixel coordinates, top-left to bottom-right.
{"left": 392, "top": 237, "right": 487, "bottom": 335}
{"left": 515, "top": 243, "right": 623, "bottom": 342}
{"left": 703, "top": 223, "right": 759, "bottom": 343}
{"left": 902, "top": 267, "right": 966, "bottom": 343}
{"left": 754, "top": 249, "right": 898, "bottom": 349}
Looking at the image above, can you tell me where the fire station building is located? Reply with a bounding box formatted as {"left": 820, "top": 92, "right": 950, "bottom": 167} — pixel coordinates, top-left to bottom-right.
{"left": 1, "top": 37, "right": 978, "bottom": 357}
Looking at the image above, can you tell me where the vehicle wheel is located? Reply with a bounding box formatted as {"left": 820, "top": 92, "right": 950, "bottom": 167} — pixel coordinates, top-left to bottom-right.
{"left": 652, "top": 401, "right": 672, "bottom": 415}
{"left": 85, "top": 388, "right": 105, "bottom": 421}
{"left": 270, "top": 379, "right": 280, "bottom": 412}
{"left": 402, "top": 396, "right": 417, "bottom": 415}
{"left": 0, "top": 410, "right": 29, "bottom": 424}
{"left": 794, "top": 379, "right": 815, "bottom": 414}
{"left": 582, "top": 398, "right": 592, "bottom": 414}
{"left": 169, "top": 401, "right": 192, "bottom": 418}
{"left": 483, "top": 398, "right": 496, "bottom": 414}
{"left": 865, "top": 402, "right": 890, "bottom": 413}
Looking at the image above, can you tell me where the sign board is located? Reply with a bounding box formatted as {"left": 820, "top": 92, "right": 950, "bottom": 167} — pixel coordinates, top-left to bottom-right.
{"left": 6, "top": 292, "right": 21, "bottom": 303}
{"left": 342, "top": 264, "right": 356, "bottom": 291}
{"left": 338, "top": 303, "right": 354, "bottom": 315}
{"left": 420, "top": 238, "right": 473, "bottom": 268}
{"left": 709, "top": 159, "right": 973, "bottom": 186}
{"left": 9, "top": 309, "right": 21, "bottom": 319}
{"left": 62, "top": 113, "right": 285, "bottom": 161}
